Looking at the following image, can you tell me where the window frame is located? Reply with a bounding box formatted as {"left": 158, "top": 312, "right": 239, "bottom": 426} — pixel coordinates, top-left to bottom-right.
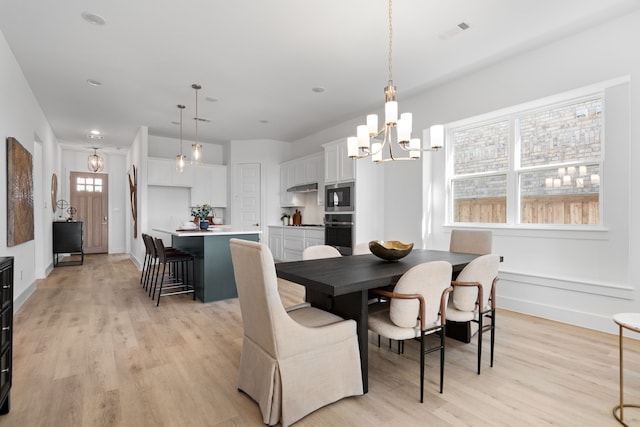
{"left": 445, "top": 83, "right": 611, "bottom": 230}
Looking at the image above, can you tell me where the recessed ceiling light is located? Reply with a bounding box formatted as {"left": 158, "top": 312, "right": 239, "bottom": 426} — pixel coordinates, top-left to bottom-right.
{"left": 81, "top": 12, "right": 106, "bottom": 25}
{"left": 259, "top": 120, "right": 269, "bottom": 124}
{"left": 205, "top": 96, "right": 218, "bottom": 103}
{"left": 311, "top": 87, "right": 325, "bottom": 93}
{"left": 171, "top": 121, "right": 180, "bottom": 125}
{"left": 87, "top": 79, "right": 102, "bottom": 86}
{"left": 90, "top": 129, "right": 101, "bottom": 135}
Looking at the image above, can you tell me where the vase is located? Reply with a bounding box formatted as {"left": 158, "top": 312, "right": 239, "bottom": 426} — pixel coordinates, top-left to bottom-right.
{"left": 199, "top": 220, "right": 209, "bottom": 230}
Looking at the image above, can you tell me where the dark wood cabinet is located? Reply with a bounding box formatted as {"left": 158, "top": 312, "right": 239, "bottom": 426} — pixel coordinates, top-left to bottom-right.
{"left": 53, "top": 221, "right": 84, "bottom": 266}
{"left": 0, "top": 256, "right": 13, "bottom": 415}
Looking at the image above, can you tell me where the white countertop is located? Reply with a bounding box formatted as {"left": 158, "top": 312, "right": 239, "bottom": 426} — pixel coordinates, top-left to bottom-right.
{"left": 269, "top": 225, "right": 325, "bottom": 230}
{"left": 153, "top": 227, "right": 262, "bottom": 237}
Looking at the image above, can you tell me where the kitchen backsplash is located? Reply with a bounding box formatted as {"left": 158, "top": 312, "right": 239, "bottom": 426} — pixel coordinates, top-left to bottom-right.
{"left": 282, "top": 192, "right": 324, "bottom": 224}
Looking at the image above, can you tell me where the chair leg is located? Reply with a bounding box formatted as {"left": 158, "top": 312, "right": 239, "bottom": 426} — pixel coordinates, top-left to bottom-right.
{"left": 420, "top": 332, "right": 425, "bottom": 403}
{"left": 490, "top": 309, "right": 496, "bottom": 368}
{"left": 140, "top": 253, "right": 148, "bottom": 285}
{"left": 477, "top": 313, "right": 483, "bottom": 375}
{"left": 439, "top": 328, "right": 445, "bottom": 394}
{"left": 156, "top": 262, "right": 168, "bottom": 307}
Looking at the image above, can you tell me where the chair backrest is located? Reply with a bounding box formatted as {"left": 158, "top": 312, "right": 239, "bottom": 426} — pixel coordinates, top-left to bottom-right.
{"left": 389, "top": 261, "right": 453, "bottom": 329}
{"left": 154, "top": 237, "right": 167, "bottom": 262}
{"left": 352, "top": 242, "right": 371, "bottom": 255}
{"left": 452, "top": 254, "right": 501, "bottom": 312}
{"left": 229, "top": 238, "right": 290, "bottom": 358}
{"left": 302, "top": 245, "right": 341, "bottom": 260}
{"left": 449, "top": 229, "right": 492, "bottom": 255}
{"left": 142, "top": 233, "right": 154, "bottom": 256}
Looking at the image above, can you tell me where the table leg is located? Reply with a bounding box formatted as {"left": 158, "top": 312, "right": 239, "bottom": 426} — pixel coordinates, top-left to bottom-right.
{"left": 305, "top": 289, "right": 369, "bottom": 393}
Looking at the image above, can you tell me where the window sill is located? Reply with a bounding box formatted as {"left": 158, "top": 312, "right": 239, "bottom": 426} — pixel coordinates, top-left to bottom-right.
{"left": 443, "top": 223, "right": 609, "bottom": 240}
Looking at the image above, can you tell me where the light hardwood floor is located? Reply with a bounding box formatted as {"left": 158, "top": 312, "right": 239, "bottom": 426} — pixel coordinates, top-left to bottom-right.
{"left": 3, "top": 254, "right": 639, "bottom": 426}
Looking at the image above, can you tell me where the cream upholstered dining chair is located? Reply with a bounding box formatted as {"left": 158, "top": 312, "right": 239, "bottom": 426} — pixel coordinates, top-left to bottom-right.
{"left": 368, "top": 261, "right": 453, "bottom": 403}
{"left": 302, "top": 244, "right": 341, "bottom": 260}
{"left": 446, "top": 254, "right": 501, "bottom": 374}
{"left": 449, "top": 229, "right": 492, "bottom": 255}
{"left": 352, "top": 242, "right": 371, "bottom": 255}
{"left": 229, "top": 239, "right": 363, "bottom": 427}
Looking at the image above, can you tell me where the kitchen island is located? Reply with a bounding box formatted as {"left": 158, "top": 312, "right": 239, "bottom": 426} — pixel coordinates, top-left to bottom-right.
{"left": 153, "top": 228, "right": 261, "bottom": 303}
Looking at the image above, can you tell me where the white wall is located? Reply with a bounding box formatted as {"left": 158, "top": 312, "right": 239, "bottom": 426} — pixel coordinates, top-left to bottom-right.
{"left": 413, "top": 11, "right": 640, "bottom": 334}
{"left": 0, "top": 29, "right": 60, "bottom": 308}
{"left": 292, "top": 10, "right": 640, "bottom": 335}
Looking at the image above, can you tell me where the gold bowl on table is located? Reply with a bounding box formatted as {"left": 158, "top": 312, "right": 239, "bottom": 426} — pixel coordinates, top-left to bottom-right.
{"left": 369, "top": 240, "right": 414, "bottom": 261}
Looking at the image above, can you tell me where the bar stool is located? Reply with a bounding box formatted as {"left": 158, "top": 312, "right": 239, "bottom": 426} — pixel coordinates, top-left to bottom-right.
{"left": 613, "top": 313, "right": 640, "bottom": 426}
{"left": 152, "top": 237, "right": 196, "bottom": 306}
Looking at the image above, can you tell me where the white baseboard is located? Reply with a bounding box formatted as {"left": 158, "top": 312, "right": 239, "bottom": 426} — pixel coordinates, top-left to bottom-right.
{"left": 13, "top": 280, "right": 36, "bottom": 314}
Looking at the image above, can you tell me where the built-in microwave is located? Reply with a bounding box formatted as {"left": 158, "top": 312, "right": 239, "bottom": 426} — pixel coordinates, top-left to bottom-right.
{"left": 325, "top": 182, "right": 355, "bottom": 212}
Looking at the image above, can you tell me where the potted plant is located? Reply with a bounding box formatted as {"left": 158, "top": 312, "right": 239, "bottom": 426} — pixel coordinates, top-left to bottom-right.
{"left": 280, "top": 212, "right": 290, "bottom": 226}
{"left": 192, "top": 204, "right": 213, "bottom": 230}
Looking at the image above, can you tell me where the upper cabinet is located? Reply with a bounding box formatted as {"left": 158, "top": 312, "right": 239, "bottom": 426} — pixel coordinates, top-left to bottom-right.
{"left": 280, "top": 162, "right": 301, "bottom": 207}
{"left": 323, "top": 139, "right": 355, "bottom": 184}
{"left": 280, "top": 153, "right": 323, "bottom": 207}
{"left": 148, "top": 157, "right": 227, "bottom": 207}
{"left": 191, "top": 164, "right": 228, "bottom": 207}
{"left": 147, "top": 158, "right": 193, "bottom": 187}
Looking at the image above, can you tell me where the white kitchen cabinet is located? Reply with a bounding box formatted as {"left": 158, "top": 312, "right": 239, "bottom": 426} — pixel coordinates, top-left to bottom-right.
{"left": 283, "top": 228, "right": 305, "bottom": 261}
{"left": 323, "top": 139, "right": 355, "bottom": 183}
{"left": 268, "top": 226, "right": 284, "bottom": 261}
{"left": 271, "top": 226, "right": 325, "bottom": 261}
{"left": 280, "top": 162, "right": 302, "bottom": 207}
{"left": 148, "top": 157, "right": 194, "bottom": 187}
{"left": 304, "top": 229, "right": 324, "bottom": 249}
{"left": 280, "top": 153, "right": 323, "bottom": 207}
{"left": 191, "top": 164, "right": 228, "bottom": 208}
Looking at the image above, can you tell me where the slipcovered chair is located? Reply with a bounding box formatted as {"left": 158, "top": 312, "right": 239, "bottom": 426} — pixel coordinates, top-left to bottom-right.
{"left": 449, "top": 229, "right": 492, "bottom": 255}
{"left": 368, "top": 261, "right": 453, "bottom": 403}
{"left": 446, "top": 254, "right": 501, "bottom": 374}
{"left": 229, "top": 239, "right": 363, "bottom": 427}
{"left": 302, "top": 244, "right": 341, "bottom": 260}
{"left": 352, "top": 242, "right": 371, "bottom": 255}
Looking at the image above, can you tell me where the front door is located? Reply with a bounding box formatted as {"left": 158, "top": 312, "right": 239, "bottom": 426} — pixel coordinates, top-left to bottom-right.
{"left": 70, "top": 172, "right": 109, "bottom": 254}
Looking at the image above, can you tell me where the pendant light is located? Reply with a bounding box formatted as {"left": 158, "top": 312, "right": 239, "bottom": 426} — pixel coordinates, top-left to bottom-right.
{"left": 87, "top": 147, "right": 104, "bottom": 172}
{"left": 176, "top": 104, "right": 186, "bottom": 173}
{"left": 191, "top": 83, "right": 203, "bottom": 165}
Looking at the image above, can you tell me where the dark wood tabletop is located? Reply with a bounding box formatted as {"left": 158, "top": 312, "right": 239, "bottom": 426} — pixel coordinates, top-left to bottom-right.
{"left": 275, "top": 249, "right": 480, "bottom": 295}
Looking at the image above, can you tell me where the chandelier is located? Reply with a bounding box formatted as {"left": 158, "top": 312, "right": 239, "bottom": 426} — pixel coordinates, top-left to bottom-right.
{"left": 175, "top": 104, "right": 186, "bottom": 172}
{"left": 348, "top": 0, "right": 444, "bottom": 162}
{"left": 191, "top": 83, "right": 203, "bottom": 165}
{"left": 87, "top": 147, "right": 104, "bottom": 172}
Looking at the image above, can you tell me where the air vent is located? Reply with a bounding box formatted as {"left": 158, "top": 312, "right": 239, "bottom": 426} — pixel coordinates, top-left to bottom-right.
{"left": 439, "top": 21, "right": 471, "bottom": 40}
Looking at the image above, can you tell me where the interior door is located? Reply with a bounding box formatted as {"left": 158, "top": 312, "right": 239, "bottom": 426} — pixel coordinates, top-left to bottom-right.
{"left": 70, "top": 171, "right": 109, "bottom": 253}
{"left": 235, "top": 163, "right": 261, "bottom": 230}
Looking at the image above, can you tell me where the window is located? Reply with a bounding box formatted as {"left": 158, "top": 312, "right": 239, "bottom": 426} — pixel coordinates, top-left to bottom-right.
{"left": 76, "top": 176, "right": 103, "bottom": 193}
{"left": 448, "top": 91, "right": 603, "bottom": 226}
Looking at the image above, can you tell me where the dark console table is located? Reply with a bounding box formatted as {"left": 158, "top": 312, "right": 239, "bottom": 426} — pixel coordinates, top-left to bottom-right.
{"left": 0, "top": 256, "right": 13, "bottom": 415}
{"left": 53, "top": 221, "right": 84, "bottom": 266}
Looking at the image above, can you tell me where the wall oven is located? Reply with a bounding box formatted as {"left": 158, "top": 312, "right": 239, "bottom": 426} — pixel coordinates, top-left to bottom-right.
{"left": 325, "top": 182, "right": 355, "bottom": 212}
{"left": 324, "top": 213, "right": 353, "bottom": 255}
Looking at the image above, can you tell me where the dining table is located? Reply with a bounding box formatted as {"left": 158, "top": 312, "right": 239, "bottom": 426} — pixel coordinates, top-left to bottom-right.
{"left": 275, "top": 249, "right": 481, "bottom": 393}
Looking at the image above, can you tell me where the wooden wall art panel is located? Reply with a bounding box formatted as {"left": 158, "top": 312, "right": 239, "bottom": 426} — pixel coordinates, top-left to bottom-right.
{"left": 6, "top": 137, "right": 34, "bottom": 246}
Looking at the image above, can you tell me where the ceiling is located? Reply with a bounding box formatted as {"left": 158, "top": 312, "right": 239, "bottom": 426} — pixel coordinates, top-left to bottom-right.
{"left": 1, "top": 0, "right": 638, "bottom": 151}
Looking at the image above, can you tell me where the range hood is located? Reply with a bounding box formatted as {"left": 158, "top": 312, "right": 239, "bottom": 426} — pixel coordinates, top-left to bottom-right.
{"left": 287, "top": 182, "right": 318, "bottom": 193}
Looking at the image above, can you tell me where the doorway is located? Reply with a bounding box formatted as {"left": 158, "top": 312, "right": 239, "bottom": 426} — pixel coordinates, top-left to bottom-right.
{"left": 70, "top": 172, "right": 109, "bottom": 253}
{"left": 235, "top": 163, "right": 262, "bottom": 230}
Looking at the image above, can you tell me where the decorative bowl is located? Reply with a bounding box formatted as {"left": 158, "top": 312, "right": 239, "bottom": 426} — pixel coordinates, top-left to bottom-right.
{"left": 369, "top": 240, "right": 414, "bottom": 261}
